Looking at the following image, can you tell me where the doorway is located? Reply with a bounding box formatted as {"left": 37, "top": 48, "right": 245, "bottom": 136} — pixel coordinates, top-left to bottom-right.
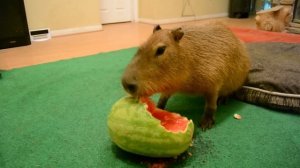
{"left": 100, "top": 0, "right": 138, "bottom": 24}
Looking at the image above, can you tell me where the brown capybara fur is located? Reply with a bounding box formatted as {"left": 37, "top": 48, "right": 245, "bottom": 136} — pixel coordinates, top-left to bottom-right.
{"left": 122, "top": 23, "right": 250, "bottom": 130}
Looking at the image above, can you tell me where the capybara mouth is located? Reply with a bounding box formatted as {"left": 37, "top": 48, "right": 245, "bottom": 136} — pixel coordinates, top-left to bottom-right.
{"left": 138, "top": 83, "right": 174, "bottom": 98}
{"left": 124, "top": 88, "right": 152, "bottom": 99}
{"left": 136, "top": 90, "right": 153, "bottom": 99}
{"left": 138, "top": 84, "right": 163, "bottom": 98}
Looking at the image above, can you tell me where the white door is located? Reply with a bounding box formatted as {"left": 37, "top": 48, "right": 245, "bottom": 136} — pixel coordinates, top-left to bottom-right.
{"left": 100, "top": 0, "right": 132, "bottom": 24}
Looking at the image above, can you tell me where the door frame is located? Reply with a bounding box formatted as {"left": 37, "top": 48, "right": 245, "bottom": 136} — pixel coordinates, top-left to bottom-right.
{"left": 132, "top": 0, "right": 139, "bottom": 22}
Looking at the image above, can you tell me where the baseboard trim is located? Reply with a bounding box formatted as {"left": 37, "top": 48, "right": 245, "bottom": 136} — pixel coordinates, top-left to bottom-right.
{"left": 51, "top": 24, "right": 103, "bottom": 37}
{"left": 138, "top": 13, "right": 228, "bottom": 25}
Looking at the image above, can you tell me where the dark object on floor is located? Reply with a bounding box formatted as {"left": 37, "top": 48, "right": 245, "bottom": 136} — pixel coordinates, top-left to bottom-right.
{"left": 235, "top": 42, "right": 300, "bottom": 113}
{"left": 287, "top": 0, "right": 300, "bottom": 34}
{"left": 0, "top": 0, "right": 31, "bottom": 49}
{"left": 229, "top": 0, "right": 252, "bottom": 18}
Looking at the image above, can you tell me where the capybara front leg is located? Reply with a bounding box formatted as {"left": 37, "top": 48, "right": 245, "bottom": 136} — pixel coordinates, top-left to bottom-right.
{"left": 200, "top": 93, "right": 218, "bottom": 130}
{"left": 157, "top": 93, "right": 172, "bottom": 109}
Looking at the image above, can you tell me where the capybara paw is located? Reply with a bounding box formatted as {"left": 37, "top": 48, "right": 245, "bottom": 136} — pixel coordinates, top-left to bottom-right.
{"left": 200, "top": 117, "right": 215, "bottom": 131}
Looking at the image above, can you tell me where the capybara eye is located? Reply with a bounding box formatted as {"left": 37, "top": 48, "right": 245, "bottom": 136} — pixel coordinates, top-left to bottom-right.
{"left": 155, "top": 46, "right": 166, "bottom": 56}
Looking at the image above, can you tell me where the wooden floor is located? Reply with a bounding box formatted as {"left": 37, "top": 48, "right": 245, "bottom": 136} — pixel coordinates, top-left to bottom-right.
{"left": 0, "top": 17, "right": 256, "bottom": 70}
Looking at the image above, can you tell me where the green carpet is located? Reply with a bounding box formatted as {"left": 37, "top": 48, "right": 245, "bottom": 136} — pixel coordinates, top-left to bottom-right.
{"left": 0, "top": 48, "right": 299, "bottom": 168}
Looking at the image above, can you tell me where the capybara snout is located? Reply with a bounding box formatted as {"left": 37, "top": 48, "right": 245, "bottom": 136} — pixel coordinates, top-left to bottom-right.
{"left": 122, "top": 74, "right": 138, "bottom": 96}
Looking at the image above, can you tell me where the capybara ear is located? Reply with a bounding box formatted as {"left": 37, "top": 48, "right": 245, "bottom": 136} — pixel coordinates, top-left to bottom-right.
{"left": 171, "top": 28, "right": 184, "bottom": 42}
{"left": 153, "top": 25, "right": 162, "bottom": 33}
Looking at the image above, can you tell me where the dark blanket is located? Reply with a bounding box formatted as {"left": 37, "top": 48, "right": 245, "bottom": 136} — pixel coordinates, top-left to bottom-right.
{"left": 246, "top": 42, "right": 300, "bottom": 93}
{"left": 235, "top": 42, "right": 300, "bottom": 112}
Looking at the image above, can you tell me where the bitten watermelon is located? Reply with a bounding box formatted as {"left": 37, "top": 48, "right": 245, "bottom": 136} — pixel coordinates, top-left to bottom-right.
{"left": 107, "top": 96, "right": 194, "bottom": 158}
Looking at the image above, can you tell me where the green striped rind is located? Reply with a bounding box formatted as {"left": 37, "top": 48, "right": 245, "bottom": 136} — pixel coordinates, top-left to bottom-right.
{"left": 107, "top": 96, "right": 194, "bottom": 158}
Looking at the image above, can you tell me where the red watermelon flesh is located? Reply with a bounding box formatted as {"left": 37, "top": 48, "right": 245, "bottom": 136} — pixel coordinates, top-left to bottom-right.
{"left": 140, "top": 97, "right": 189, "bottom": 132}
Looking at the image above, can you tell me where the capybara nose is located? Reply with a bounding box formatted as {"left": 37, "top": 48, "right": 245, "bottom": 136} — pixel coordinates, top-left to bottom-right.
{"left": 122, "top": 78, "right": 138, "bottom": 95}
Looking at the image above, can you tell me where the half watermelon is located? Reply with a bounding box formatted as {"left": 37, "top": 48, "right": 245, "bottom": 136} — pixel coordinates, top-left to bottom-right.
{"left": 107, "top": 96, "right": 194, "bottom": 158}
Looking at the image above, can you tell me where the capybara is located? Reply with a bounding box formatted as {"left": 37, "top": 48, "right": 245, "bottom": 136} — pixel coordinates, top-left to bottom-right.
{"left": 122, "top": 23, "right": 250, "bottom": 130}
